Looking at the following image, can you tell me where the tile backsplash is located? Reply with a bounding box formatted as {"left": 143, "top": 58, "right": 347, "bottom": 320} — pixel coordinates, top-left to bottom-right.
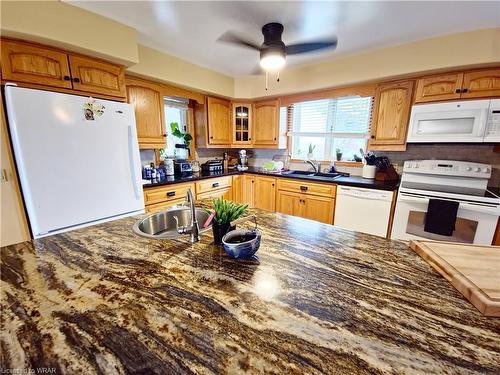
{"left": 150, "top": 143, "right": 500, "bottom": 188}
{"left": 377, "top": 144, "right": 500, "bottom": 188}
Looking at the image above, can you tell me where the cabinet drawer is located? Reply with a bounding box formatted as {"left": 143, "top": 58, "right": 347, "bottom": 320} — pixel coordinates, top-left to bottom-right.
{"left": 277, "top": 179, "right": 336, "bottom": 198}
{"left": 197, "top": 187, "right": 232, "bottom": 201}
{"left": 143, "top": 182, "right": 194, "bottom": 205}
{"left": 145, "top": 198, "right": 185, "bottom": 213}
{"left": 195, "top": 176, "right": 232, "bottom": 194}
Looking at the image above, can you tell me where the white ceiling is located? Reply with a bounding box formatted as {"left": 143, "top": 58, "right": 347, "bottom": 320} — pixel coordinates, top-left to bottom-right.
{"left": 69, "top": 1, "right": 500, "bottom": 76}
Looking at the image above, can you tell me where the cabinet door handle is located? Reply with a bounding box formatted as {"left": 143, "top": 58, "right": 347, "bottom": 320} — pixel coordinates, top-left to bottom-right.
{"left": 462, "top": 88, "right": 468, "bottom": 93}
{"left": 166, "top": 191, "right": 176, "bottom": 197}
{"left": 212, "top": 182, "right": 220, "bottom": 188}
{"left": 63, "top": 75, "right": 71, "bottom": 81}
{"left": 249, "top": 137, "right": 252, "bottom": 140}
{"left": 274, "top": 137, "right": 276, "bottom": 140}
{"left": 73, "top": 77, "right": 80, "bottom": 83}
{"left": 300, "top": 185, "right": 308, "bottom": 191}
{"left": 370, "top": 135, "right": 375, "bottom": 139}
{"left": 455, "top": 88, "right": 461, "bottom": 93}
{"left": 210, "top": 136, "right": 213, "bottom": 139}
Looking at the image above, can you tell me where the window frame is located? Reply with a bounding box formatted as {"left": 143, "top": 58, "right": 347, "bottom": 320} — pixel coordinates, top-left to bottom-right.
{"left": 285, "top": 95, "right": 373, "bottom": 163}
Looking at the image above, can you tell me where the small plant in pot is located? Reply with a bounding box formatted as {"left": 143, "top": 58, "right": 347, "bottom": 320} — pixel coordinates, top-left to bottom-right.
{"left": 336, "top": 148, "right": 343, "bottom": 161}
{"left": 212, "top": 197, "right": 248, "bottom": 245}
{"left": 171, "top": 122, "right": 193, "bottom": 160}
{"left": 307, "top": 143, "right": 316, "bottom": 160}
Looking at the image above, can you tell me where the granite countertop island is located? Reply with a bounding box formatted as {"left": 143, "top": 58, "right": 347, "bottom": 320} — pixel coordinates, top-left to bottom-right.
{"left": 1, "top": 208, "right": 499, "bottom": 374}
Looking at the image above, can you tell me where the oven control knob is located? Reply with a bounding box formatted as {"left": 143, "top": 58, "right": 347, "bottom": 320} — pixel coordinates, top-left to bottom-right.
{"left": 482, "top": 167, "right": 490, "bottom": 173}
{"left": 466, "top": 166, "right": 472, "bottom": 171}
{"left": 407, "top": 163, "right": 413, "bottom": 168}
{"left": 473, "top": 167, "right": 481, "bottom": 172}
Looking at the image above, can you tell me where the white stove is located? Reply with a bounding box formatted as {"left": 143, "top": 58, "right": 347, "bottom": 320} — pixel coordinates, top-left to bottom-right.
{"left": 391, "top": 160, "right": 499, "bottom": 245}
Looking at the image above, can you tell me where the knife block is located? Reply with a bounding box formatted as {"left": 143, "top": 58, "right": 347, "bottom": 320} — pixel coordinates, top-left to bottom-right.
{"left": 375, "top": 165, "right": 399, "bottom": 181}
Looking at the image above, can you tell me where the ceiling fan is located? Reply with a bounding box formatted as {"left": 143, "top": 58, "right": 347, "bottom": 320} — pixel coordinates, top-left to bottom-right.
{"left": 218, "top": 22, "right": 338, "bottom": 72}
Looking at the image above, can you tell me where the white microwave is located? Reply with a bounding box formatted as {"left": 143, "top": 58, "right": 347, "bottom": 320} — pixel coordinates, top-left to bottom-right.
{"left": 407, "top": 99, "right": 499, "bottom": 143}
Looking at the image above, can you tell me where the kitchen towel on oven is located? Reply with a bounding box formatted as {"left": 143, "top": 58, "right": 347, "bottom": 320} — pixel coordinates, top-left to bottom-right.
{"left": 424, "top": 199, "right": 459, "bottom": 236}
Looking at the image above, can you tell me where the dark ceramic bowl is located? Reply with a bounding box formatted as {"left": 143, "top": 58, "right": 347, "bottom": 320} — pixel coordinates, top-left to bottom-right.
{"left": 222, "top": 229, "right": 261, "bottom": 259}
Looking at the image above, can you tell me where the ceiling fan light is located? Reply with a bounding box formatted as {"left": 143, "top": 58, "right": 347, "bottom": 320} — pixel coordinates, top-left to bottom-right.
{"left": 260, "top": 53, "right": 286, "bottom": 71}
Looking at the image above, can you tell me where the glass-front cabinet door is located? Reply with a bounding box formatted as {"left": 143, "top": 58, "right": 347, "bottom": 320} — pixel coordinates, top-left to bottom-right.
{"left": 232, "top": 103, "right": 252, "bottom": 144}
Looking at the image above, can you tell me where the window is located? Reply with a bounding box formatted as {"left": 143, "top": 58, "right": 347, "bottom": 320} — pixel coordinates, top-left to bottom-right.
{"left": 288, "top": 96, "right": 373, "bottom": 161}
{"left": 163, "top": 97, "right": 189, "bottom": 158}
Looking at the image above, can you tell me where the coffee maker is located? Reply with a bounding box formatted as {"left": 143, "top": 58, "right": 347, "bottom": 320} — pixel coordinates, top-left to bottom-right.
{"left": 238, "top": 149, "right": 248, "bottom": 171}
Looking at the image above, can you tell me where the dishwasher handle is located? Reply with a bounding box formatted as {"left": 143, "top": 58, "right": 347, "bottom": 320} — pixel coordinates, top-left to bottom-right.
{"left": 338, "top": 186, "right": 393, "bottom": 201}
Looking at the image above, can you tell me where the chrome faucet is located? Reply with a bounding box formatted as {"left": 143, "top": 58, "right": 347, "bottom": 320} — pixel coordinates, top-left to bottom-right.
{"left": 304, "top": 159, "right": 320, "bottom": 173}
{"left": 174, "top": 188, "right": 200, "bottom": 243}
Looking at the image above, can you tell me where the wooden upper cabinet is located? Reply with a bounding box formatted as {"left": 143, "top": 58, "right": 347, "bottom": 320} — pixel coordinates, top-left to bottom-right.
{"left": 369, "top": 80, "right": 414, "bottom": 151}
{"left": 206, "top": 96, "right": 231, "bottom": 145}
{"left": 253, "top": 99, "right": 279, "bottom": 146}
{"left": 1, "top": 39, "right": 72, "bottom": 89}
{"left": 68, "top": 55, "right": 126, "bottom": 98}
{"left": 125, "top": 77, "right": 165, "bottom": 148}
{"left": 414, "top": 69, "right": 500, "bottom": 103}
{"left": 462, "top": 69, "right": 500, "bottom": 99}
{"left": 232, "top": 103, "right": 252, "bottom": 145}
{"left": 414, "top": 73, "right": 463, "bottom": 103}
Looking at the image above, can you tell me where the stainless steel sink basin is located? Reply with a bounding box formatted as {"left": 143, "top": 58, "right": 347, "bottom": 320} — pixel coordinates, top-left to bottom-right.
{"left": 282, "top": 170, "right": 345, "bottom": 180}
{"left": 133, "top": 207, "right": 211, "bottom": 239}
{"left": 282, "top": 170, "right": 315, "bottom": 177}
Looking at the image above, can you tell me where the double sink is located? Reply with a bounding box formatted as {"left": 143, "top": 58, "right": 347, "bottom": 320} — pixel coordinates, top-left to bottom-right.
{"left": 281, "top": 170, "right": 346, "bottom": 181}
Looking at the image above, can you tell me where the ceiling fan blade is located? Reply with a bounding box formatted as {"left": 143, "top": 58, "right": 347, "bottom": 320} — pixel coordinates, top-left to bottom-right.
{"left": 217, "top": 31, "right": 261, "bottom": 51}
{"left": 286, "top": 38, "right": 338, "bottom": 55}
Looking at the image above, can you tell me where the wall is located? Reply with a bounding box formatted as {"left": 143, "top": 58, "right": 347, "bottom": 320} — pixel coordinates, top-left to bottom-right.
{"left": 234, "top": 28, "right": 500, "bottom": 98}
{"left": 0, "top": 0, "right": 139, "bottom": 66}
{"left": 127, "top": 45, "right": 234, "bottom": 98}
{"left": 0, "top": 0, "right": 234, "bottom": 97}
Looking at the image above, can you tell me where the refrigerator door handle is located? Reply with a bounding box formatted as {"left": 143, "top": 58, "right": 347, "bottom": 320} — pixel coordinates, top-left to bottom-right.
{"left": 128, "top": 125, "right": 141, "bottom": 200}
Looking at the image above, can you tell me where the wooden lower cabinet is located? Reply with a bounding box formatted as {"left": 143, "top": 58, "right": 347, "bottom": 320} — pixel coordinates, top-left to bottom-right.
{"left": 242, "top": 175, "right": 256, "bottom": 206}
{"left": 254, "top": 176, "right": 276, "bottom": 211}
{"left": 195, "top": 176, "right": 233, "bottom": 201}
{"left": 302, "top": 195, "right": 335, "bottom": 224}
{"left": 276, "top": 178, "right": 336, "bottom": 224}
{"left": 231, "top": 175, "right": 244, "bottom": 203}
{"left": 242, "top": 174, "right": 276, "bottom": 211}
{"left": 276, "top": 190, "right": 335, "bottom": 224}
{"left": 276, "top": 190, "right": 302, "bottom": 217}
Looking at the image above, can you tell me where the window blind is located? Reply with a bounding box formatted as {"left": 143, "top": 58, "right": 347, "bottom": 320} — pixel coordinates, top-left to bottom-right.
{"left": 286, "top": 96, "right": 374, "bottom": 161}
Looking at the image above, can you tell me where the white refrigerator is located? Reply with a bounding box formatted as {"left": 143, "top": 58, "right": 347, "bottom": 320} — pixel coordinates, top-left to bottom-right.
{"left": 5, "top": 85, "right": 144, "bottom": 238}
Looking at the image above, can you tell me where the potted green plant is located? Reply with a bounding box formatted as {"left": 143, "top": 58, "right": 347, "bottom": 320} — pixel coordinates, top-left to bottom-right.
{"left": 307, "top": 143, "right": 316, "bottom": 160}
{"left": 336, "top": 148, "right": 343, "bottom": 161}
{"left": 212, "top": 197, "right": 248, "bottom": 245}
{"left": 171, "top": 122, "right": 193, "bottom": 160}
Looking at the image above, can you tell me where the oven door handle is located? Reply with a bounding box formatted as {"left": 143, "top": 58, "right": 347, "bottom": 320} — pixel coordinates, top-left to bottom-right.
{"left": 399, "top": 194, "right": 500, "bottom": 214}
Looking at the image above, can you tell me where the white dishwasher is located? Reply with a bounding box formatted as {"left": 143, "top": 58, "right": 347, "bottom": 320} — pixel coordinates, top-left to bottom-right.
{"left": 334, "top": 186, "right": 394, "bottom": 237}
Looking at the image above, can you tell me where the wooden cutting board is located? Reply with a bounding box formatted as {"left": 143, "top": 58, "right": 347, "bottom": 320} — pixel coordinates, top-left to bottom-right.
{"left": 409, "top": 240, "right": 500, "bottom": 317}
